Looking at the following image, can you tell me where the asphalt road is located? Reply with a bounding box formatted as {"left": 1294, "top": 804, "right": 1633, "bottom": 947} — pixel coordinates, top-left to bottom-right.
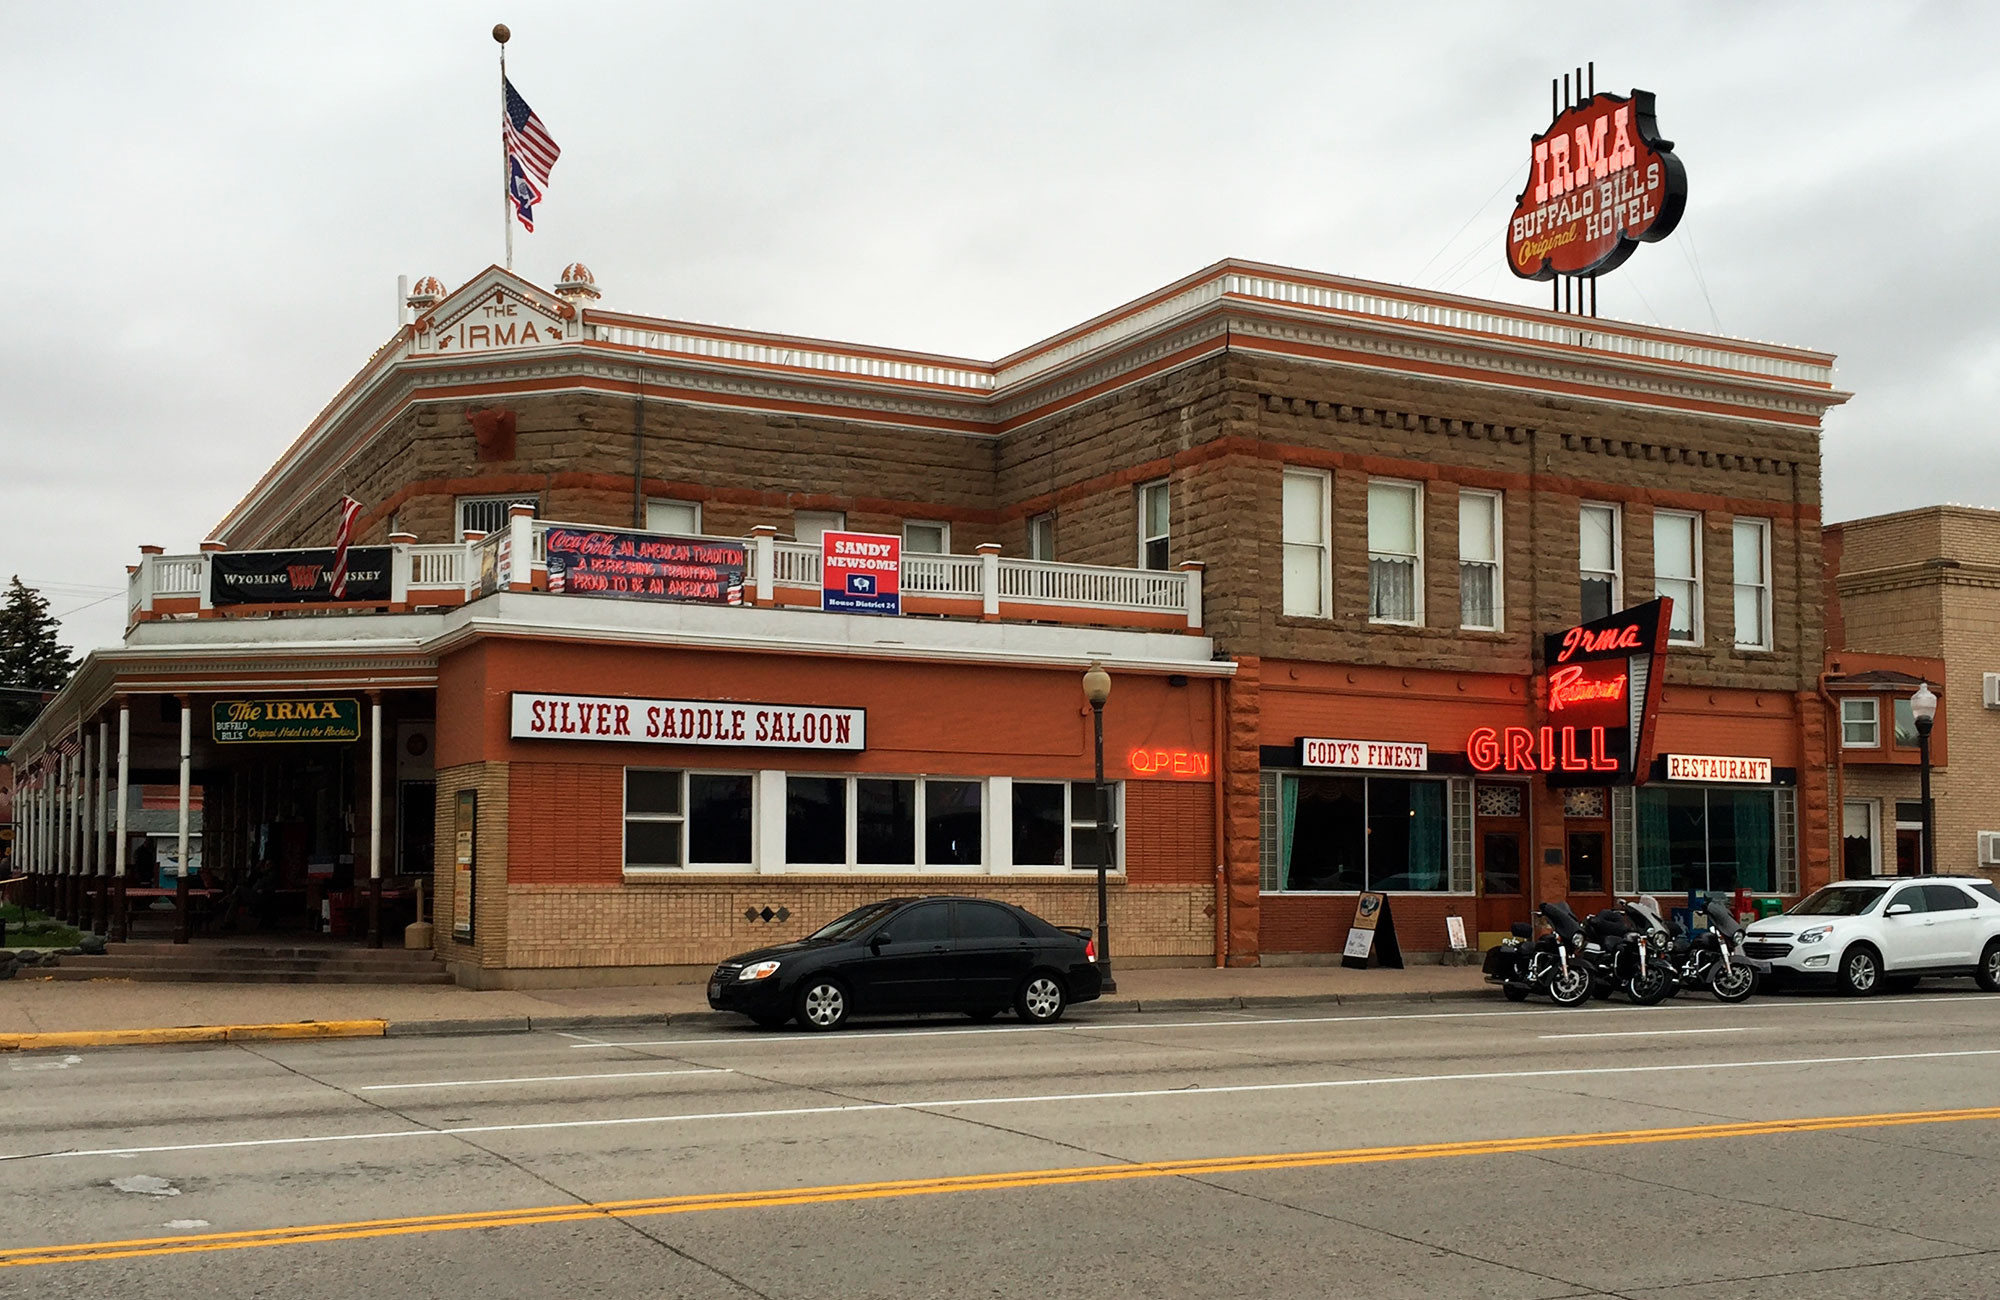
{"left": 8, "top": 987, "right": 2000, "bottom": 1299}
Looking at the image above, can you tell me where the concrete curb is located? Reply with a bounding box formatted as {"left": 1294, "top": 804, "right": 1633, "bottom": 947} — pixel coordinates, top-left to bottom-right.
{"left": 0, "top": 1020, "right": 386, "bottom": 1052}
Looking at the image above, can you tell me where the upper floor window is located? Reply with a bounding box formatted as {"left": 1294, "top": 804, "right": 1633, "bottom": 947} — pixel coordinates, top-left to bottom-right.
{"left": 1282, "top": 469, "right": 1330, "bottom": 617}
{"left": 793, "top": 510, "right": 845, "bottom": 546}
{"left": 903, "top": 521, "right": 949, "bottom": 554}
{"left": 1027, "top": 513, "right": 1055, "bottom": 561}
{"left": 1893, "top": 697, "right": 1920, "bottom": 748}
{"left": 456, "top": 493, "right": 537, "bottom": 538}
{"left": 647, "top": 498, "right": 700, "bottom": 535}
{"left": 1654, "top": 510, "right": 1702, "bottom": 645}
{"left": 1841, "top": 698, "right": 1880, "bottom": 748}
{"left": 1367, "top": 480, "right": 1422, "bottom": 625}
{"left": 1138, "top": 480, "right": 1170, "bottom": 570}
{"left": 1458, "top": 489, "right": 1502, "bottom": 630}
{"left": 1579, "top": 503, "right": 1620, "bottom": 622}
{"left": 1732, "top": 517, "right": 1771, "bottom": 650}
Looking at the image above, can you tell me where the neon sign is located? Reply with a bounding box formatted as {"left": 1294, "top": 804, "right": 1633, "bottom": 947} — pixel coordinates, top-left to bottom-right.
{"left": 1547, "top": 662, "right": 1627, "bottom": 712}
{"left": 1467, "top": 726, "right": 1621, "bottom": 774}
{"left": 1533, "top": 598, "right": 1672, "bottom": 788}
{"left": 1128, "top": 748, "right": 1211, "bottom": 778}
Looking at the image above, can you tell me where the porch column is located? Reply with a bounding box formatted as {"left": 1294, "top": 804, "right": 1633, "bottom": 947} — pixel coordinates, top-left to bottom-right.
{"left": 368, "top": 691, "right": 383, "bottom": 948}
{"left": 61, "top": 748, "right": 75, "bottom": 923}
{"left": 175, "top": 696, "right": 191, "bottom": 944}
{"left": 95, "top": 719, "right": 110, "bottom": 933}
{"left": 112, "top": 701, "right": 130, "bottom": 942}
{"left": 81, "top": 729, "right": 95, "bottom": 930}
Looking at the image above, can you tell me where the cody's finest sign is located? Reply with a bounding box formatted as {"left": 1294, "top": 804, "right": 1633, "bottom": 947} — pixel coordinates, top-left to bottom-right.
{"left": 210, "top": 547, "right": 391, "bottom": 606}
{"left": 1301, "top": 738, "right": 1428, "bottom": 772}
{"left": 543, "top": 527, "right": 747, "bottom": 605}
{"left": 1467, "top": 598, "right": 1671, "bottom": 787}
{"left": 1667, "top": 754, "right": 1773, "bottom": 784}
{"left": 213, "top": 698, "right": 361, "bottom": 744}
{"left": 1507, "top": 90, "right": 1686, "bottom": 280}
{"left": 511, "top": 693, "right": 865, "bottom": 751}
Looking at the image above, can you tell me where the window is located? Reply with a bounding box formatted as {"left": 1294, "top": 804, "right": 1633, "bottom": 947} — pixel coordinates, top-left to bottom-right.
{"left": 1568, "top": 831, "right": 1606, "bottom": 893}
{"left": 1367, "top": 480, "right": 1422, "bottom": 624}
{"left": 902, "top": 521, "right": 949, "bottom": 554}
{"left": 786, "top": 776, "right": 847, "bottom": 864}
{"left": 1842, "top": 800, "right": 1879, "bottom": 878}
{"left": 1282, "top": 469, "right": 1330, "bottom": 617}
{"left": 1138, "top": 480, "right": 1170, "bottom": 570}
{"left": 925, "top": 780, "right": 982, "bottom": 865}
{"left": 957, "top": 901, "right": 1029, "bottom": 939}
{"left": 857, "top": 778, "right": 916, "bottom": 865}
{"left": 1893, "top": 698, "right": 1919, "bottom": 748}
{"left": 1732, "top": 518, "right": 1771, "bottom": 649}
{"left": 1923, "top": 884, "right": 1978, "bottom": 912}
{"left": 1028, "top": 513, "right": 1056, "bottom": 561}
{"left": 788, "top": 774, "right": 988, "bottom": 868}
{"left": 1010, "top": 781, "right": 1121, "bottom": 870}
{"left": 1653, "top": 510, "right": 1702, "bottom": 644}
{"left": 456, "top": 494, "right": 537, "bottom": 538}
{"left": 1841, "top": 698, "right": 1880, "bottom": 748}
{"left": 1635, "top": 786, "right": 1777, "bottom": 892}
{"left": 884, "top": 901, "right": 952, "bottom": 943}
{"left": 1270, "top": 774, "right": 1450, "bottom": 892}
{"left": 792, "top": 511, "right": 845, "bottom": 545}
{"left": 1579, "top": 504, "right": 1620, "bottom": 622}
{"left": 647, "top": 499, "right": 701, "bottom": 535}
{"left": 624, "top": 769, "right": 753, "bottom": 872}
{"left": 1459, "top": 489, "right": 1502, "bottom": 630}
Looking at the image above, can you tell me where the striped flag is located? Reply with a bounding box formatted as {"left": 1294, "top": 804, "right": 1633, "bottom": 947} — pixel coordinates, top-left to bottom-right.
{"left": 330, "top": 495, "right": 362, "bottom": 598}
{"left": 504, "top": 76, "right": 560, "bottom": 194}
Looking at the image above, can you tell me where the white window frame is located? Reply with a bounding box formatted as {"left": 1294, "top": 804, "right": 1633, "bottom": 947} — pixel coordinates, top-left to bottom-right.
{"left": 1840, "top": 698, "right": 1880, "bottom": 749}
{"left": 779, "top": 774, "right": 988, "bottom": 873}
{"left": 1653, "top": 509, "right": 1704, "bottom": 646}
{"left": 1281, "top": 468, "right": 1332, "bottom": 618}
{"left": 1732, "top": 517, "right": 1773, "bottom": 651}
{"left": 622, "top": 768, "right": 755, "bottom": 876}
{"left": 902, "top": 520, "right": 950, "bottom": 554}
{"left": 1367, "top": 479, "right": 1424, "bottom": 626}
{"left": 792, "top": 510, "right": 846, "bottom": 545}
{"left": 1027, "top": 513, "right": 1056, "bottom": 561}
{"left": 1000, "top": 779, "right": 1125, "bottom": 875}
{"left": 1579, "top": 502, "right": 1622, "bottom": 621}
{"left": 455, "top": 493, "right": 538, "bottom": 538}
{"left": 1842, "top": 798, "right": 1881, "bottom": 877}
{"left": 1261, "top": 771, "right": 1466, "bottom": 895}
{"left": 1137, "top": 480, "right": 1171, "bottom": 570}
{"left": 646, "top": 498, "right": 701, "bottom": 536}
{"left": 1458, "top": 488, "right": 1503, "bottom": 631}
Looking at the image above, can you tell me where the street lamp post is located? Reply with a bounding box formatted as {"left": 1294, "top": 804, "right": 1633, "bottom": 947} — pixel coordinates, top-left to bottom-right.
{"left": 1081, "top": 662, "right": 1117, "bottom": 994}
{"left": 1911, "top": 681, "right": 1938, "bottom": 876}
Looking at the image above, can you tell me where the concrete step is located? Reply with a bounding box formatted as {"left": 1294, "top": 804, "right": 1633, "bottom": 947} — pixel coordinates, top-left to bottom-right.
{"left": 55, "top": 955, "right": 446, "bottom": 976}
{"left": 111, "top": 942, "right": 441, "bottom": 963}
{"left": 26, "top": 966, "right": 456, "bottom": 985}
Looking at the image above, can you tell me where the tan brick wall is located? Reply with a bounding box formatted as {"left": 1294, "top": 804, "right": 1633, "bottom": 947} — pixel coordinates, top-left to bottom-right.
{"left": 432, "top": 762, "right": 509, "bottom": 971}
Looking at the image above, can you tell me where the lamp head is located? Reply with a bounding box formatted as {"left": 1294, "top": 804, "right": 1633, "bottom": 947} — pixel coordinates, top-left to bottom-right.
{"left": 1081, "top": 662, "right": 1111, "bottom": 708}
{"left": 1911, "top": 680, "right": 1938, "bottom": 731}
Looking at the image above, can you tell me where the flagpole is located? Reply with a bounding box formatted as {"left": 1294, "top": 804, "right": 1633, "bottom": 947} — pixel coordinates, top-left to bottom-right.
{"left": 495, "top": 23, "right": 511, "bottom": 270}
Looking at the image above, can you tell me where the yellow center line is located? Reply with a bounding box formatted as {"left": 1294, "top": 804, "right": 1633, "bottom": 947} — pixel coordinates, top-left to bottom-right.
{"left": 7, "top": 1104, "right": 1997, "bottom": 1269}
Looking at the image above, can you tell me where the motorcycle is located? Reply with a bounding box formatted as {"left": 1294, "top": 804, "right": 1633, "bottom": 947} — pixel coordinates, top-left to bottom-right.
{"left": 1666, "top": 897, "right": 1759, "bottom": 1002}
{"left": 1483, "top": 901, "right": 1593, "bottom": 1006}
{"left": 1581, "top": 899, "right": 1676, "bottom": 1005}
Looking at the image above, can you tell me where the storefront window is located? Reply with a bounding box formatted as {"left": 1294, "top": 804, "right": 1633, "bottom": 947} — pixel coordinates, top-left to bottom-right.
{"left": 1635, "top": 786, "right": 1776, "bottom": 893}
{"left": 626, "top": 769, "right": 752, "bottom": 871}
{"left": 925, "top": 780, "right": 983, "bottom": 866}
{"left": 786, "top": 776, "right": 846, "bottom": 865}
{"left": 1275, "top": 774, "right": 1449, "bottom": 892}
{"left": 857, "top": 778, "right": 916, "bottom": 865}
{"left": 1069, "top": 780, "right": 1118, "bottom": 869}
{"left": 687, "top": 774, "right": 752, "bottom": 865}
{"left": 1011, "top": 781, "right": 1120, "bottom": 869}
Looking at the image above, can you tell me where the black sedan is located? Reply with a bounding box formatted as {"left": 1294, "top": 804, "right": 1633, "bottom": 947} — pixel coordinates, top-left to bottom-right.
{"left": 706, "top": 896, "right": 1103, "bottom": 1030}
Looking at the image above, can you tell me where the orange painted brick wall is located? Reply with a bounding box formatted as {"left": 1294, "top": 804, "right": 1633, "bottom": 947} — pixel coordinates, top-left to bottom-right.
{"left": 510, "top": 762, "right": 622, "bottom": 885}
{"left": 1126, "top": 780, "right": 1215, "bottom": 885}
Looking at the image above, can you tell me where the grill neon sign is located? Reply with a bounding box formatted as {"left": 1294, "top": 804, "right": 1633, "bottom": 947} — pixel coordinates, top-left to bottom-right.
{"left": 1468, "top": 725, "right": 1621, "bottom": 774}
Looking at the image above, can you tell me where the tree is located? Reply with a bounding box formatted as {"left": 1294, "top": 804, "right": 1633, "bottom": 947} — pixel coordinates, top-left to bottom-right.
{"left": 0, "top": 576, "right": 77, "bottom": 734}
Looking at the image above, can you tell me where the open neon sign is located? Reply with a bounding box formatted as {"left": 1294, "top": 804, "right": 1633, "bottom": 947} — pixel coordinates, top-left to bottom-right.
{"left": 1128, "top": 748, "right": 1211, "bottom": 777}
{"left": 1467, "top": 726, "right": 1621, "bottom": 774}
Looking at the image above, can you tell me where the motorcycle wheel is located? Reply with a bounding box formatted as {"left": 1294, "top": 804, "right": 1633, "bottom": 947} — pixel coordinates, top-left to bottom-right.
{"left": 1548, "top": 966, "right": 1592, "bottom": 1007}
{"left": 1502, "top": 983, "right": 1531, "bottom": 1002}
{"left": 1625, "top": 966, "right": 1674, "bottom": 1006}
{"left": 1709, "top": 962, "right": 1756, "bottom": 1002}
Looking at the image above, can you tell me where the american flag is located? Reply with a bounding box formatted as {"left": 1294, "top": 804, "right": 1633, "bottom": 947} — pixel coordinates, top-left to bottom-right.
{"left": 503, "top": 77, "right": 560, "bottom": 190}
{"left": 330, "top": 495, "right": 362, "bottom": 598}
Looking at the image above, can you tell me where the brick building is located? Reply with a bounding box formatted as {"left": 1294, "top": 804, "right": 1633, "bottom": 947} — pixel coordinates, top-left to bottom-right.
{"left": 1825, "top": 505, "right": 2000, "bottom": 876}
{"left": 9, "top": 259, "right": 1850, "bottom": 982}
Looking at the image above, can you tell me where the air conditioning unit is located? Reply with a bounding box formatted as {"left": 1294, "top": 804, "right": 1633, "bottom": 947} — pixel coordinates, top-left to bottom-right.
{"left": 1985, "top": 673, "right": 2000, "bottom": 709}
{"left": 1982, "top": 832, "right": 2000, "bottom": 868}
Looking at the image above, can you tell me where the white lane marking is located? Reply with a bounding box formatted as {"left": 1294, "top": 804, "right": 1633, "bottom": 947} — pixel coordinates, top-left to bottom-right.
{"left": 572, "top": 994, "right": 2000, "bottom": 1050}
{"left": 360, "top": 1068, "right": 729, "bottom": 1092}
{"left": 32, "top": 1046, "right": 2000, "bottom": 1162}
{"left": 1539, "top": 1028, "right": 1756, "bottom": 1041}
{"left": 10, "top": 1054, "right": 83, "bottom": 1071}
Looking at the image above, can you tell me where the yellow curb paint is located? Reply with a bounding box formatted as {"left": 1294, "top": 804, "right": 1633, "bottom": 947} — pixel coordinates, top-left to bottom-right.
{"left": 4, "top": 1104, "right": 1998, "bottom": 1269}
{"left": 0, "top": 1021, "right": 385, "bottom": 1053}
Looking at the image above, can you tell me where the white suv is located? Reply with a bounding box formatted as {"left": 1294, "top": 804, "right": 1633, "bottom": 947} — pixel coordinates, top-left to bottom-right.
{"left": 1743, "top": 877, "right": 2000, "bottom": 995}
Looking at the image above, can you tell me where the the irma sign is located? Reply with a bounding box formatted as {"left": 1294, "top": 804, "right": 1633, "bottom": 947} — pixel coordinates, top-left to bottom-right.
{"left": 213, "top": 698, "right": 360, "bottom": 744}
{"left": 511, "top": 693, "right": 865, "bottom": 751}
{"left": 1506, "top": 90, "right": 1686, "bottom": 280}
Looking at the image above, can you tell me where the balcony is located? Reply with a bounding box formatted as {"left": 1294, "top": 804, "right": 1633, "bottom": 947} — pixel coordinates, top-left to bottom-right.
{"left": 127, "top": 518, "right": 1204, "bottom": 635}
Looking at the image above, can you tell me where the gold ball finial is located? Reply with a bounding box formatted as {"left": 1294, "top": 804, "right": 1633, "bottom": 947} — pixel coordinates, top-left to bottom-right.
{"left": 492, "top": 23, "right": 510, "bottom": 43}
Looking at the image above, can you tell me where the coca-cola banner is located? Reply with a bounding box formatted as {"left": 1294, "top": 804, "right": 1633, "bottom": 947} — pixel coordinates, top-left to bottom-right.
{"left": 542, "top": 527, "right": 746, "bottom": 605}
{"left": 209, "top": 547, "right": 391, "bottom": 606}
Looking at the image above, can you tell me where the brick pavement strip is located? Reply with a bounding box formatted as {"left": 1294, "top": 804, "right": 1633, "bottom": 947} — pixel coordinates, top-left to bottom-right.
{"left": 0, "top": 964, "right": 1494, "bottom": 1050}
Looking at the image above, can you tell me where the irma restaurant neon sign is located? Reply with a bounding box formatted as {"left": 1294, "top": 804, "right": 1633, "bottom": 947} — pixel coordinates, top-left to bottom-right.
{"left": 1468, "top": 598, "right": 1671, "bottom": 787}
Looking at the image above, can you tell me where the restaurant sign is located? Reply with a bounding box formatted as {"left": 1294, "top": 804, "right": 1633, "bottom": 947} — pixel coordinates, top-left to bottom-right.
{"left": 511, "top": 692, "right": 865, "bottom": 751}
{"left": 1506, "top": 90, "right": 1686, "bottom": 280}
{"left": 543, "top": 526, "right": 746, "bottom": 605}
{"left": 1667, "top": 754, "right": 1772, "bottom": 784}
{"left": 1300, "top": 738, "right": 1428, "bottom": 772}
{"left": 213, "top": 698, "right": 361, "bottom": 744}
{"left": 210, "top": 547, "right": 391, "bottom": 606}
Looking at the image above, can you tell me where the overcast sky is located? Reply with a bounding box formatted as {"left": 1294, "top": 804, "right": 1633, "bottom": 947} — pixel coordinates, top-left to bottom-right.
{"left": 5, "top": 1, "right": 1996, "bottom": 656}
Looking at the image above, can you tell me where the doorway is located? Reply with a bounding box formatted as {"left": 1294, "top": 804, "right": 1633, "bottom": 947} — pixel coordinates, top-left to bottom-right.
{"left": 1474, "top": 782, "right": 1530, "bottom": 939}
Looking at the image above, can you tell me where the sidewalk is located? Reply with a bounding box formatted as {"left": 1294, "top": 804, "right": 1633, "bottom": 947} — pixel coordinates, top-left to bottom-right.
{"left": 0, "top": 961, "right": 1493, "bottom": 1049}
